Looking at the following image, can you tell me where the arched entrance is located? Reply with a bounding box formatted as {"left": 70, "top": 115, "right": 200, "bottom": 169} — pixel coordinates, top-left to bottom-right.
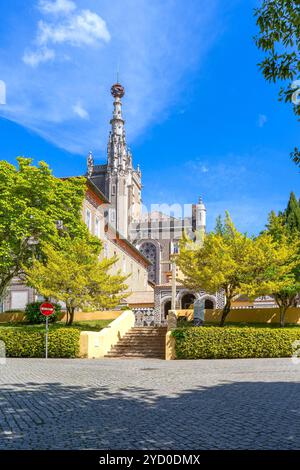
{"left": 181, "top": 293, "right": 196, "bottom": 309}
{"left": 164, "top": 300, "right": 171, "bottom": 319}
{"left": 204, "top": 298, "right": 214, "bottom": 309}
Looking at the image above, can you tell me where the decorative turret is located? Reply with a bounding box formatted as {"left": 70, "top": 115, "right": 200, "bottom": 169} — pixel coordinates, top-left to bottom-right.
{"left": 192, "top": 197, "right": 206, "bottom": 243}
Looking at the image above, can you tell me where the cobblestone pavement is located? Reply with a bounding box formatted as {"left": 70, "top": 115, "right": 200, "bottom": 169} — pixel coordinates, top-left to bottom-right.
{"left": 0, "top": 358, "right": 299, "bottom": 449}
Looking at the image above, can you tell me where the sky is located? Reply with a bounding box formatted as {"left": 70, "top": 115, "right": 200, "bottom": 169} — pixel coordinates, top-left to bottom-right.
{"left": 0, "top": 0, "right": 299, "bottom": 234}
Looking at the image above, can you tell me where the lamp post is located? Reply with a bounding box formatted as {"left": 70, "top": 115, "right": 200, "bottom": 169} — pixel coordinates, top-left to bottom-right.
{"left": 171, "top": 258, "right": 177, "bottom": 310}
{"left": 160, "top": 241, "right": 179, "bottom": 312}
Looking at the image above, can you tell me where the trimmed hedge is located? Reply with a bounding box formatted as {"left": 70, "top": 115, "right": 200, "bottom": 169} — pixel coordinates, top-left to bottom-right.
{"left": 172, "top": 327, "right": 300, "bottom": 359}
{"left": 0, "top": 327, "right": 80, "bottom": 358}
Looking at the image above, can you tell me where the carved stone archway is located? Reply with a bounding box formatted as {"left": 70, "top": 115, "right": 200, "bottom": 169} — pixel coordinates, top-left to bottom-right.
{"left": 137, "top": 240, "right": 161, "bottom": 284}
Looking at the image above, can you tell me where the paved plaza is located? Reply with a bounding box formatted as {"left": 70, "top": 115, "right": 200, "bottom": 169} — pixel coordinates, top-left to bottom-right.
{"left": 0, "top": 358, "right": 299, "bottom": 450}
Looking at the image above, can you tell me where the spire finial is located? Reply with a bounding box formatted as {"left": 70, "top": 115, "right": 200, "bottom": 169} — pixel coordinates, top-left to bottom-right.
{"left": 111, "top": 82, "right": 125, "bottom": 98}
{"left": 116, "top": 60, "right": 120, "bottom": 84}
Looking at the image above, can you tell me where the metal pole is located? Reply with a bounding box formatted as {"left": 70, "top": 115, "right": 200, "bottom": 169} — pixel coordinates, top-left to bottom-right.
{"left": 171, "top": 259, "right": 177, "bottom": 311}
{"left": 45, "top": 316, "right": 48, "bottom": 359}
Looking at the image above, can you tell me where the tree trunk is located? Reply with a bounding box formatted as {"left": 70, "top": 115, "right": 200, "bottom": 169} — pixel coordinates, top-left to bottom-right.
{"left": 220, "top": 298, "right": 231, "bottom": 327}
{"left": 279, "top": 305, "right": 287, "bottom": 328}
{"left": 67, "top": 307, "right": 75, "bottom": 326}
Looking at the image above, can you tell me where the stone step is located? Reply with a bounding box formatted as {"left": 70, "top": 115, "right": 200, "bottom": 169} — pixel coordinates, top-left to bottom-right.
{"left": 132, "top": 326, "right": 167, "bottom": 331}
{"left": 105, "top": 326, "right": 167, "bottom": 359}
{"left": 105, "top": 353, "right": 165, "bottom": 358}
{"left": 110, "top": 342, "right": 165, "bottom": 347}
{"left": 111, "top": 346, "right": 165, "bottom": 352}
{"left": 131, "top": 326, "right": 167, "bottom": 332}
{"left": 110, "top": 344, "right": 164, "bottom": 347}
{"left": 131, "top": 329, "right": 167, "bottom": 332}
{"left": 124, "top": 333, "right": 166, "bottom": 338}
{"left": 117, "top": 338, "right": 165, "bottom": 343}
{"left": 128, "top": 328, "right": 167, "bottom": 332}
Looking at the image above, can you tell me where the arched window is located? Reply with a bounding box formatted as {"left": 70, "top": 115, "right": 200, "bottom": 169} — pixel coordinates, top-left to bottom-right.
{"left": 181, "top": 293, "right": 196, "bottom": 309}
{"left": 139, "top": 242, "right": 158, "bottom": 284}
{"left": 204, "top": 299, "right": 214, "bottom": 309}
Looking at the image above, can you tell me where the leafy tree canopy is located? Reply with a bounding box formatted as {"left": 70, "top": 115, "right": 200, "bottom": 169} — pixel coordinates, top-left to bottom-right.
{"left": 261, "top": 193, "right": 300, "bottom": 325}
{"left": 0, "top": 157, "right": 89, "bottom": 298}
{"left": 177, "top": 213, "right": 268, "bottom": 326}
{"left": 254, "top": 0, "right": 300, "bottom": 165}
{"left": 24, "top": 238, "right": 128, "bottom": 325}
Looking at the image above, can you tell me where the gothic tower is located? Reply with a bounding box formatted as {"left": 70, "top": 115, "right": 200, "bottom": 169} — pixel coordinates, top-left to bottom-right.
{"left": 105, "top": 83, "right": 142, "bottom": 238}
{"left": 87, "top": 82, "right": 142, "bottom": 239}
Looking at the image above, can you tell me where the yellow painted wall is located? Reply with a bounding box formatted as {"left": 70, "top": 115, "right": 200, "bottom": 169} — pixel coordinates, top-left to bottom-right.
{"left": 0, "top": 311, "right": 25, "bottom": 323}
{"left": 0, "top": 310, "right": 122, "bottom": 323}
{"left": 82, "top": 197, "right": 150, "bottom": 293}
{"left": 79, "top": 310, "right": 135, "bottom": 358}
{"left": 60, "top": 310, "right": 122, "bottom": 322}
{"left": 165, "top": 331, "right": 176, "bottom": 360}
{"left": 175, "top": 308, "right": 300, "bottom": 324}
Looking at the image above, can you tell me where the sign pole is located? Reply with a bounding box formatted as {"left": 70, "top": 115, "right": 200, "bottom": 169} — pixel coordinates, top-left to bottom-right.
{"left": 39, "top": 302, "right": 55, "bottom": 359}
{"left": 45, "top": 316, "right": 49, "bottom": 359}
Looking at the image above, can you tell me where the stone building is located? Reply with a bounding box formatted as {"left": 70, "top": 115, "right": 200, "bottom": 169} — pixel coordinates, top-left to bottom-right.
{"left": 1, "top": 81, "right": 224, "bottom": 319}
{"left": 87, "top": 83, "right": 225, "bottom": 322}
{"left": 1, "top": 176, "right": 152, "bottom": 312}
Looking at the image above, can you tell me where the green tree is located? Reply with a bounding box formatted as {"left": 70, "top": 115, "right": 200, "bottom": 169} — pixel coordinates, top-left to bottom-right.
{"left": 0, "top": 158, "right": 88, "bottom": 299}
{"left": 284, "top": 191, "right": 300, "bottom": 233}
{"left": 177, "top": 213, "right": 265, "bottom": 326}
{"left": 247, "top": 231, "right": 300, "bottom": 327}
{"left": 254, "top": 0, "right": 300, "bottom": 165}
{"left": 24, "top": 238, "right": 128, "bottom": 325}
{"left": 260, "top": 202, "right": 300, "bottom": 325}
{"left": 265, "top": 210, "right": 286, "bottom": 239}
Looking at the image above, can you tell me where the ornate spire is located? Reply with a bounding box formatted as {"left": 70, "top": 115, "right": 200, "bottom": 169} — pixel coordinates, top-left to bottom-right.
{"left": 87, "top": 151, "right": 94, "bottom": 177}
{"left": 108, "top": 82, "right": 129, "bottom": 172}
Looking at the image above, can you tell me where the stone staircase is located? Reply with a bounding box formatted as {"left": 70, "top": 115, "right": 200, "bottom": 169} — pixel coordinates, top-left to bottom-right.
{"left": 105, "top": 326, "right": 167, "bottom": 359}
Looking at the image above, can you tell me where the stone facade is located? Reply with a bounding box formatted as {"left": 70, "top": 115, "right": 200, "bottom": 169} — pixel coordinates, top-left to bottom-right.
{"left": 0, "top": 81, "right": 219, "bottom": 317}
{"left": 86, "top": 82, "right": 218, "bottom": 321}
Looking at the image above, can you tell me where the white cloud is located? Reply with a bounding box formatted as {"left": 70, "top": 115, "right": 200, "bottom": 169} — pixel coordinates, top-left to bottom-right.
{"left": 38, "top": 0, "right": 76, "bottom": 15}
{"left": 24, "top": 4, "right": 111, "bottom": 69}
{"left": 37, "top": 10, "right": 111, "bottom": 47}
{"left": 1, "top": 0, "right": 221, "bottom": 154}
{"left": 23, "top": 47, "right": 55, "bottom": 67}
{"left": 258, "top": 114, "right": 267, "bottom": 128}
{"left": 72, "top": 102, "right": 89, "bottom": 120}
{"left": 189, "top": 161, "right": 209, "bottom": 173}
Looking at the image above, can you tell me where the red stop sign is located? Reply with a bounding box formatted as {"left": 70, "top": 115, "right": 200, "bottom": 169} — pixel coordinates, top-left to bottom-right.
{"left": 40, "top": 302, "right": 55, "bottom": 316}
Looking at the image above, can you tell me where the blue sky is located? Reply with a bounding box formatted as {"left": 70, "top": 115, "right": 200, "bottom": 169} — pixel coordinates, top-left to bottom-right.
{"left": 0, "top": 0, "right": 299, "bottom": 234}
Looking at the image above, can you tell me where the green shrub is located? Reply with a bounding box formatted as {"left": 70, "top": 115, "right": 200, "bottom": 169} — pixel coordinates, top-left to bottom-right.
{"left": 25, "top": 301, "right": 61, "bottom": 324}
{"left": 172, "top": 327, "right": 300, "bottom": 359}
{"left": 0, "top": 327, "right": 80, "bottom": 358}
